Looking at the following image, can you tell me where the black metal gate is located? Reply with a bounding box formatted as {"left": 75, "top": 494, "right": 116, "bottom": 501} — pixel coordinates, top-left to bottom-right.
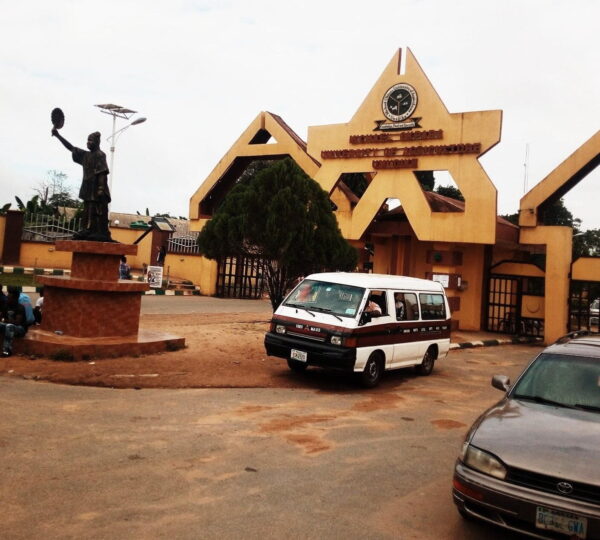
{"left": 487, "top": 276, "right": 521, "bottom": 334}
{"left": 486, "top": 275, "right": 544, "bottom": 337}
{"left": 216, "top": 256, "right": 266, "bottom": 299}
{"left": 569, "top": 281, "right": 600, "bottom": 334}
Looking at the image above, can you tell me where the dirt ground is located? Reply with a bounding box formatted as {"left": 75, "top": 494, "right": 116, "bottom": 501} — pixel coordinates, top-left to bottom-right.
{"left": 0, "top": 312, "right": 299, "bottom": 389}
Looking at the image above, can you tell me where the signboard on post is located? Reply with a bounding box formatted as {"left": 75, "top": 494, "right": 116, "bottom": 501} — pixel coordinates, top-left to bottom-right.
{"left": 147, "top": 265, "right": 164, "bottom": 288}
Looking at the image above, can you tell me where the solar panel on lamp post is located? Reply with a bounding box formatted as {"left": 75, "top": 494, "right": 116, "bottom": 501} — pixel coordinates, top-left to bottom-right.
{"left": 95, "top": 104, "right": 147, "bottom": 210}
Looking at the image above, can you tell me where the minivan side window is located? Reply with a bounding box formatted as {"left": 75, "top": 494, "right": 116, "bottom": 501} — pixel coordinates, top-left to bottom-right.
{"left": 366, "top": 290, "right": 387, "bottom": 317}
{"left": 394, "top": 292, "right": 419, "bottom": 321}
{"left": 419, "top": 293, "right": 446, "bottom": 320}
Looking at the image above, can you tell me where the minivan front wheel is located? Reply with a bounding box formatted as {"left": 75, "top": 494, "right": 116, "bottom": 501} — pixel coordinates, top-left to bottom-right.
{"left": 360, "top": 353, "right": 383, "bottom": 388}
{"left": 415, "top": 347, "right": 436, "bottom": 376}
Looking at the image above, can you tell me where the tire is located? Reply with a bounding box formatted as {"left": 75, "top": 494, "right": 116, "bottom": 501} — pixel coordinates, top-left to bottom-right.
{"left": 287, "top": 359, "right": 308, "bottom": 373}
{"left": 360, "top": 353, "right": 383, "bottom": 388}
{"left": 457, "top": 507, "right": 473, "bottom": 521}
{"left": 415, "top": 347, "right": 436, "bottom": 376}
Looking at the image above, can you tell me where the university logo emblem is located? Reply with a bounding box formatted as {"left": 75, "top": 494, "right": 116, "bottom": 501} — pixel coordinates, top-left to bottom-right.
{"left": 376, "top": 83, "right": 421, "bottom": 131}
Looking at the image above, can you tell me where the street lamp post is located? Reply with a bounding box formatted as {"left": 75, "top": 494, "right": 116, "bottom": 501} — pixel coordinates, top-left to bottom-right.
{"left": 95, "top": 104, "right": 147, "bottom": 205}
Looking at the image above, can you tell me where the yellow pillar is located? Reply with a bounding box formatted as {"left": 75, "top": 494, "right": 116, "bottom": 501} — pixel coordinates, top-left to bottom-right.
{"left": 520, "top": 226, "right": 572, "bottom": 344}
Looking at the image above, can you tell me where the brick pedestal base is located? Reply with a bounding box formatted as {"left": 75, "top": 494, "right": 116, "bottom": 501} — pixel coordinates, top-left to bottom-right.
{"left": 17, "top": 240, "right": 185, "bottom": 360}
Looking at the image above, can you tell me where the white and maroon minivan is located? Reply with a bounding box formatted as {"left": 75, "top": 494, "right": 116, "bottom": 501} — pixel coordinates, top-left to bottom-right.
{"left": 264, "top": 272, "right": 451, "bottom": 387}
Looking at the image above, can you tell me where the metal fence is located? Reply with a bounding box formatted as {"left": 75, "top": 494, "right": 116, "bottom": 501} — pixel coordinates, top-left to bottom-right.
{"left": 167, "top": 230, "right": 201, "bottom": 254}
{"left": 22, "top": 213, "right": 81, "bottom": 242}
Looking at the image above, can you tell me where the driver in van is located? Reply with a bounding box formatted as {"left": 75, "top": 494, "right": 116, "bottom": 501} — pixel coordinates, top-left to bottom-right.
{"left": 296, "top": 283, "right": 313, "bottom": 302}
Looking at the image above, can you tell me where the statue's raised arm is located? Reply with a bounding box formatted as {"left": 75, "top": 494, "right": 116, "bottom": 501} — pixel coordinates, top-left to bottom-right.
{"left": 51, "top": 128, "right": 74, "bottom": 152}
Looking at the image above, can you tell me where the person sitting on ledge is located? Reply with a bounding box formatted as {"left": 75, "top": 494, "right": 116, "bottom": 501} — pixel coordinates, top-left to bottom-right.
{"left": 0, "top": 290, "right": 27, "bottom": 357}
{"left": 119, "top": 256, "right": 132, "bottom": 280}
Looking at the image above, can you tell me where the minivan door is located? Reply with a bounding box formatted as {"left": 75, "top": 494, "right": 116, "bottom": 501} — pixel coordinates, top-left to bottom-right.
{"left": 391, "top": 291, "right": 422, "bottom": 367}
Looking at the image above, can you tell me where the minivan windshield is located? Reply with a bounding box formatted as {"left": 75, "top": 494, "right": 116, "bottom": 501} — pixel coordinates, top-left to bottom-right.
{"left": 283, "top": 279, "right": 365, "bottom": 319}
{"left": 512, "top": 353, "right": 600, "bottom": 411}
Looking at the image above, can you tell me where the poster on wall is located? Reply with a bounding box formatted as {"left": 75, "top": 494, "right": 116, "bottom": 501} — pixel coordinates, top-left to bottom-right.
{"left": 147, "top": 265, "right": 164, "bottom": 288}
{"left": 431, "top": 273, "right": 450, "bottom": 288}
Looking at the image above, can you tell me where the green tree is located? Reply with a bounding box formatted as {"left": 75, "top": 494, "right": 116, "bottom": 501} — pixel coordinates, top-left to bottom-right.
{"left": 541, "top": 198, "right": 581, "bottom": 228}
{"left": 574, "top": 229, "right": 600, "bottom": 259}
{"left": 197, "top": 158, "right": 358, "bottom": 309}
{"left": 341, "top": 173, "right": 369, "bottom": 198}
{"left": 415, "top": 170, "right": 434, "bottom": 191}
{"left": 435, "top": 184, "right": 464, "bottom": 201}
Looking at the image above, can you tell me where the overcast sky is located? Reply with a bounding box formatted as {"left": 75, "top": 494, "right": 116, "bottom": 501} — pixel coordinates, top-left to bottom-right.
{"left": 1, "top": 0, "right": 598, "bottom": 228}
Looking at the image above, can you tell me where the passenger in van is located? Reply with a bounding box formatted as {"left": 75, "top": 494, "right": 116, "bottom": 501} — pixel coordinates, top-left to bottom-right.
{"left": 365, "top": 295, "right": 383, "bottom": 317}
{"left": 394, "top": 293, "right": 406, "bottom": 320}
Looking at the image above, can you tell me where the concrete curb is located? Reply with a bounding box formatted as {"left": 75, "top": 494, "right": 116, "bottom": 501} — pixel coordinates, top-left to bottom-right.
{"left": 20, "top": 286, "right": 201, "bottom": 296}
{"left": 3, "top": 268, "right": 201, "bottom": 296}
{"left": 449, "top": 336, "right": 543, "bottom": 350}
{"left": 1, "top": 266, "right": 70, "bottom": 276}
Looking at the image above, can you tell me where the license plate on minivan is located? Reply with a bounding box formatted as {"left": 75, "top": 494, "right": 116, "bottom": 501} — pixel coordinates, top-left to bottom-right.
{"left": 536, "top": 506, "right": 587, "bottom": 538}
{"left": 291, "top": 349, "right": 307, "bottom": 362}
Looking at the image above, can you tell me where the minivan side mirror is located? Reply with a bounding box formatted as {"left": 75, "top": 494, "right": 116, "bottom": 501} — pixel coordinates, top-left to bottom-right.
{"left": 359, "top": 312, "right": 372, "bottom": 326}
{"left": 491, "top": 375, "right": 511, "bottom": 392}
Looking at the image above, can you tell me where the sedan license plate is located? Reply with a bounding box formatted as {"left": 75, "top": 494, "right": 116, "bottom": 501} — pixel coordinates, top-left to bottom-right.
{"left": 536, "top": 506, "right": 587, "bottom": 538}
{"left": 290, "top": 349, "right": 307, "bottom": 362}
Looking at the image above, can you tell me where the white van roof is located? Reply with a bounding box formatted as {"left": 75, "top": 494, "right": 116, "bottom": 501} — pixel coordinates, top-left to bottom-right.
{"left": 305, "top": 272, "right": 446, "bottom": 292}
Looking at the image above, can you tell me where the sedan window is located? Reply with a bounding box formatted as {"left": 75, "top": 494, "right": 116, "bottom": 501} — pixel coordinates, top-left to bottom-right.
{"left": 512, "top": 353, "right": 600, "bottom": 410}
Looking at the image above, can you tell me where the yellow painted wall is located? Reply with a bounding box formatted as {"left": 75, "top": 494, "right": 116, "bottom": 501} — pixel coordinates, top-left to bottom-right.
{"left": 16, "top": 227, "right": 152, "bottom": 270}
{"left": 456, "top": 245, "right": 485, "bottom": 330}
{"left": 165, "top": 253, "right": 218, "bottom": 295}
{"left": 19, "top": 242, "right": 73, "bottom": 269}
{"left": 491, "top": 262, "right": 545, "bottom": 278}
{"left": 522, "top": 295, "right": 545, "bottom": 318}
{"left": 109, "top": 228, "right": 153, "bottom": 269}
{"left": 372, "top": 237, "right": 391, "bottom": 274}
{"left": 572, "top": 258, "right": 600, "bottom": 281}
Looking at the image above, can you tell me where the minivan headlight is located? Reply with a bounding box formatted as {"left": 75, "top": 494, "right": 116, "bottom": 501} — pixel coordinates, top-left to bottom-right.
{"left": 331, "top": 335, "right": 342, "bottom": 345}
{"left": 275, "top": 325, "right": 286, "bottom": 334}
{"left": 461, "top": 444, "right": 507, "bottom": 480}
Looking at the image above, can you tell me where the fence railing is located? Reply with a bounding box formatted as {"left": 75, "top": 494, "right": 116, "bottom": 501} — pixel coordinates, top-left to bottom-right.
{"left": 167, "top": 231, "right": 200, "bottom": 255}
{"left": 22, "top": 213, "right": 81, "bottom": 242}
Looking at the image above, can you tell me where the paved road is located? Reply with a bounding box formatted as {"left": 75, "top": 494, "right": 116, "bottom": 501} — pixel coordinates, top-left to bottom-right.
{"left": 1, "top": 345, "right": 541, "bottom": 539}
{"left": 140, "top": 295, "right": 273, "bottom": 315}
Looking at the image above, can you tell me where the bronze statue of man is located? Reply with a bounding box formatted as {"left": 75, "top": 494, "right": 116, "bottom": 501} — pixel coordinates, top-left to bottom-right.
{"left": 52, "top": 129, "right": 113, "bottom": 242}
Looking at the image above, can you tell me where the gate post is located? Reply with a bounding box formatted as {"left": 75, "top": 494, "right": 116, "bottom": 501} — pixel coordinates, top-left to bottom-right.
{"left": 1, "top": 210, "right": 24, "bottom": 265}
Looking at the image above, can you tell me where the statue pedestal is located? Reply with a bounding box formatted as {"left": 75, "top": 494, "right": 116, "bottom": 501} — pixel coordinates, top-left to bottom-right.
{"left": 18, "top": 240, "right": 184, "bottom": 360}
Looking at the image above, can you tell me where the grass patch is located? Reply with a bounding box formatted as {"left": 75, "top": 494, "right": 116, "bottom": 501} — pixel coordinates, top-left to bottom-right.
{"left": 0, "top": 273, "right": 37, "bottom": 288}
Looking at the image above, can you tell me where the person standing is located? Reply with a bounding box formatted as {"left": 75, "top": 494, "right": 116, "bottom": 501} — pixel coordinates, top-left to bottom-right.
{"left": 157, "top": 245, "right": 166, "bottom": 266}
{"left": 34, "top": 287, "right": 44, "bottom": 325}
{"left": 7, "top": 286, "right": 35, "bottom": 328}
{"left": 0, "top": 290, "right": 27, "bottom": 357}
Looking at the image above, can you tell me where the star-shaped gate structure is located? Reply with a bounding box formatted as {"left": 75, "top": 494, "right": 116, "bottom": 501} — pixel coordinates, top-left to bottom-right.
{"left": 307, "top": 49, "right": 502, "bottom": 243}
